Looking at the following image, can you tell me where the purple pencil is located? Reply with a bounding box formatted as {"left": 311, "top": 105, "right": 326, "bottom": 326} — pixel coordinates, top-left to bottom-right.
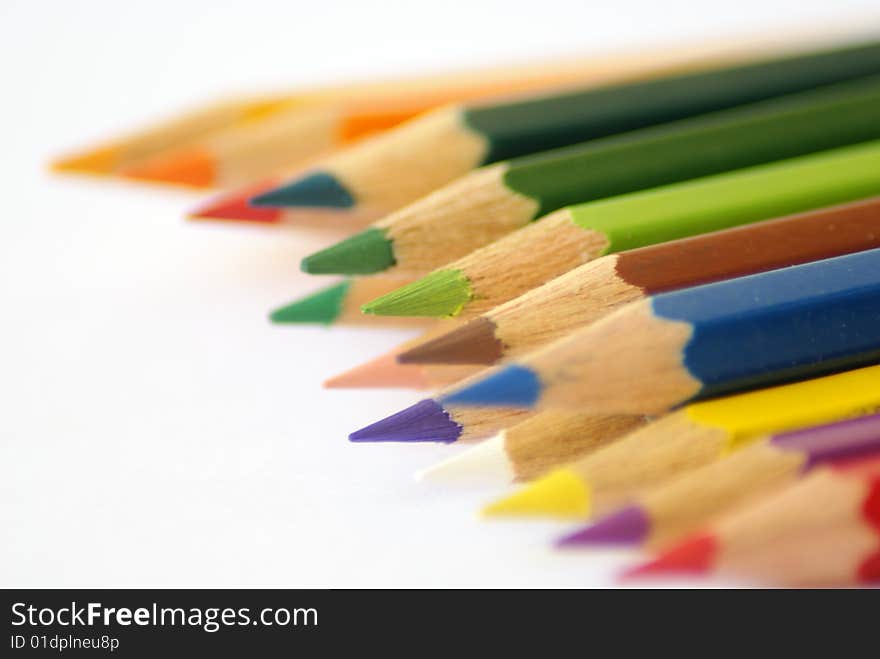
{"left": 349, "top": 397, "right": 532, "bottom": 444}
{"left": 558, "top": 412, "right": 880, "bottom": 550}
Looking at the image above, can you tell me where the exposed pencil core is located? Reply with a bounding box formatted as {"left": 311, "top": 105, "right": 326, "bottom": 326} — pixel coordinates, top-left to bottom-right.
{"left": 190, "top": 195, "right": 282, "bottom": 223}
{"left": 189, "top": 180, "right": 283, "bottom": 223}
{"left": 51, "top": 145, "right": 120, "bottom": 175}
{"left": 399, "top": 317, "right": 504, "bottom": 364}
{"left": 302, "top": 227, "right": 395, "bottom": 275}
{"left": 558, "top": 506, "right": 650, "bottom": 547}
{"left": 252, "top": 171, "right": 355, "bottom": 208}
{"left": 349, "top": 399, "right": 462, "bottom": 443}
{"left": 323, "top": 351, "right": 430, "bottom": 389}
{"left": 623, "top": 534, "right": 717, "bottom": 580}
{"left": 362, "top": 269, "right": 472, "bottom": 317}
{"left": 123, "top": 147, "right": 216, "bottom": 187}
{"left": 270, "top": 281, "right": 351, "bottom": 325}
{"left": 444, "top": 364, "right": 541, "bottom": 407}
{"left": 482, "top": 470, "right": 590, "bottom": 519}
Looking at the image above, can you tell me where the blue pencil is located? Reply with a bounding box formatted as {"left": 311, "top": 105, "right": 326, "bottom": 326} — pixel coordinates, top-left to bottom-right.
{"left": 442, "top": 248, "right": 880, "bottom": 415}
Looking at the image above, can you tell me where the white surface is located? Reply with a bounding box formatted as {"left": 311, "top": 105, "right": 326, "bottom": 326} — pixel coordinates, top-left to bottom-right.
{"left": 1, "top": 0, "right": 878, "bottom": 587}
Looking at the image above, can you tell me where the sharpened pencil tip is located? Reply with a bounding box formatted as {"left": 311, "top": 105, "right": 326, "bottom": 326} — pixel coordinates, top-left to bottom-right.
{"left": 189, "top": 183, "right": 283, "bottom": 223}
{"left": 557, "top": 506, "right": 650, "bottom": 548}
{"left": 270, "top": 281, "right": 351, "bottom": 325}
{"left": 323, "top": 351, "right": 430, "bottom": 389}
{"left": 443, "top": 364, "right": 541, "bottom": 408}
{"left": 399, "top": 316, "right": 503, "bottom": 364}
{"left": 51, "top": 145, "right": 120, "bottom": 175}
{"left": 251, "top": 171, "right": 355, "bottom": 208}
{"left": 122, "top": 147, "right": 216, "bottom": 187}
{"left": 481, "top": 469, "right": 590, "bottom": 519}
{"left": 349, "top": 399, "right": 462, "bottom": 443}
{"left": 362, "top": 269, "right": 472, "bottom": 318}
{"left": 416, "top": 433, "right": 514, "bottom": 485}
{"left": 301, "top": 227, "right": 395, "bottom": 275}
{"left": 622, "top": 534, "right": 717, "bottom": 581}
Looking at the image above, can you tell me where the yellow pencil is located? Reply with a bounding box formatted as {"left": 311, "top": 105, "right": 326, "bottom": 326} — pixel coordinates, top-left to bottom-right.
{"left": 483, "top": 364, "right": 880, "bottom": 520}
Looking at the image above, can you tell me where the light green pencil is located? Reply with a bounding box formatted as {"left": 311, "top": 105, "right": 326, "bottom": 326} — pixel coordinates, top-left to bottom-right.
{"left": 362, "top": 138, "right": 880, "bottom": 320}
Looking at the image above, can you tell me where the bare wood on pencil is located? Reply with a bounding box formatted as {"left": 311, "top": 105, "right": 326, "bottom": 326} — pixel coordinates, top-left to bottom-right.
{"left": 641, "top": 442, "right": 806, "bottom": 547}
{"left": 381, "top": 164, "right": 539, "bottom": 274}
{"left": 492, "top": 254, "right": 642, "bottom": 357}
{"left": 449, "top": 406, "right": 534, "bottom": 442}
{"left": 461, "top": 209, "right": 610, "bottom": 318}
{"left": 328, "top": 108, "right": 489, "bottom": 213}
{"left": 716, "top": 470, "right": 876, "bottom": 586}
{"left": 535, "top": 299, "right": 700, "bottom": 413}
{"left": 206, "top": 104, "right": 343, "bottom": 185}
{"left": 505, "top": 411, "right": 648, "bottom": 481}
{"left": 571, "top": 411, "right": 729, "bottom": 514}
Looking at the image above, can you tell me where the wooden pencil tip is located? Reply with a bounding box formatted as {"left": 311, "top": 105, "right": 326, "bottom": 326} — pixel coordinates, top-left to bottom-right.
{"left": 323, "top": 351, "right": 431, "bottom": 389}
{"left": 122, "top": 147, "right": 216, "bottom": 188}
{"left": 481, "top": 469, "right": 590, "bottom": 520}
{"left": 399, "top": 317, "right": 504, "bottom": 364}
{"left": 251, "top": 171, "right": 355, "bottom": 208}
{"left": 362, "top": 269, "right": 472, "bottom": 318}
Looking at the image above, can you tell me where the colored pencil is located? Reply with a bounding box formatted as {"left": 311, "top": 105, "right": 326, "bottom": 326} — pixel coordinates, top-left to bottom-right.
{"left": 324, "top": 350, "right": 479, "bottom": 390}
{"left": 349, "top": 396, "right": 532, "bottom": 444}
{"left": 122, "top": 52, "right": 659, "bottom": 189}
{"left": 626, "top": 456, "right": 880, "bottom": 587}
{"left": 58, "top": 48, "right": 669, "bottom": 181}
{"left": 480, "top": 364, "right": 880, "bottom": 520}
{"left": 191, "top": 42, "right": 771, "bottom": 225}
{"left": 270, "top": 278, "right": 430, "bottom": 327}
{"left": 399, "top": 197, "right": 880, "bottom": 365}
{"left": 302, "top": 75, "right": 880, "bottom": 276}
{"left": 445, "top": 248, "right": 880, "bottom": 415}
{"left": 560, "top": 412, "right": 880, "bottom": 549}
{"left": 323, "top": 325, "right": 482, "bottom": 389}
{"left": 188, "top": 176, "right": 384, "bottom": 225}
{"left": 349, "top": 353, "right": 544, "bottom": 442}
{"left": 51, "top": 95, "right": 297, "bottom": 176}
{"left": 417, "top": 411, "right": 649, "bottom": 485}
{"left": 364, "top": 139, "right": 880, "bottom": 320}
{"left": 255, "top": 40, "right": 880, "bottom": 216}
{"left": 121, "top": 103, "right": 355, "bottom": 188}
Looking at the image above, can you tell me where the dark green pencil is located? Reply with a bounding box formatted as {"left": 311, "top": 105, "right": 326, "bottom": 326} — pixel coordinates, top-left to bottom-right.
{"left": 298, "top": 73, "right": 880, "bottom": 276}
{"left": 255, "top": 39, "right": 880, "bottom": 226}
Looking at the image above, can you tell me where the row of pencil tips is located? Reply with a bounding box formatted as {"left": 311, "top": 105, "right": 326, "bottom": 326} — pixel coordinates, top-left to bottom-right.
{"left": 54, "top": 33, "right": 880, "bottom": 586}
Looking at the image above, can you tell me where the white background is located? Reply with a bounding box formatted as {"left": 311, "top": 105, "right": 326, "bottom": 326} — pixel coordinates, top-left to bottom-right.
{"left": 2, "top": 0, "right": 878, "bottom": 587}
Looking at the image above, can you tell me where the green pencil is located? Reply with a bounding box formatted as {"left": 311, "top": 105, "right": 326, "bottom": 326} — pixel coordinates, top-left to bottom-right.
{"left": 361, "top": 139, "right": 880, "bottom": 319}
{"left": 254, "top": 40, "right": 880, "bottom": 220}
{"left": 300, "top": 74, "right": 880, "bottom": 276}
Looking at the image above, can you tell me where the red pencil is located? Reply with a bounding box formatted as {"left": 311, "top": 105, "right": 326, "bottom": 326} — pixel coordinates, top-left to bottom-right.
{"left": 626, "top": 455, "right": 880, "bottom": 587}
